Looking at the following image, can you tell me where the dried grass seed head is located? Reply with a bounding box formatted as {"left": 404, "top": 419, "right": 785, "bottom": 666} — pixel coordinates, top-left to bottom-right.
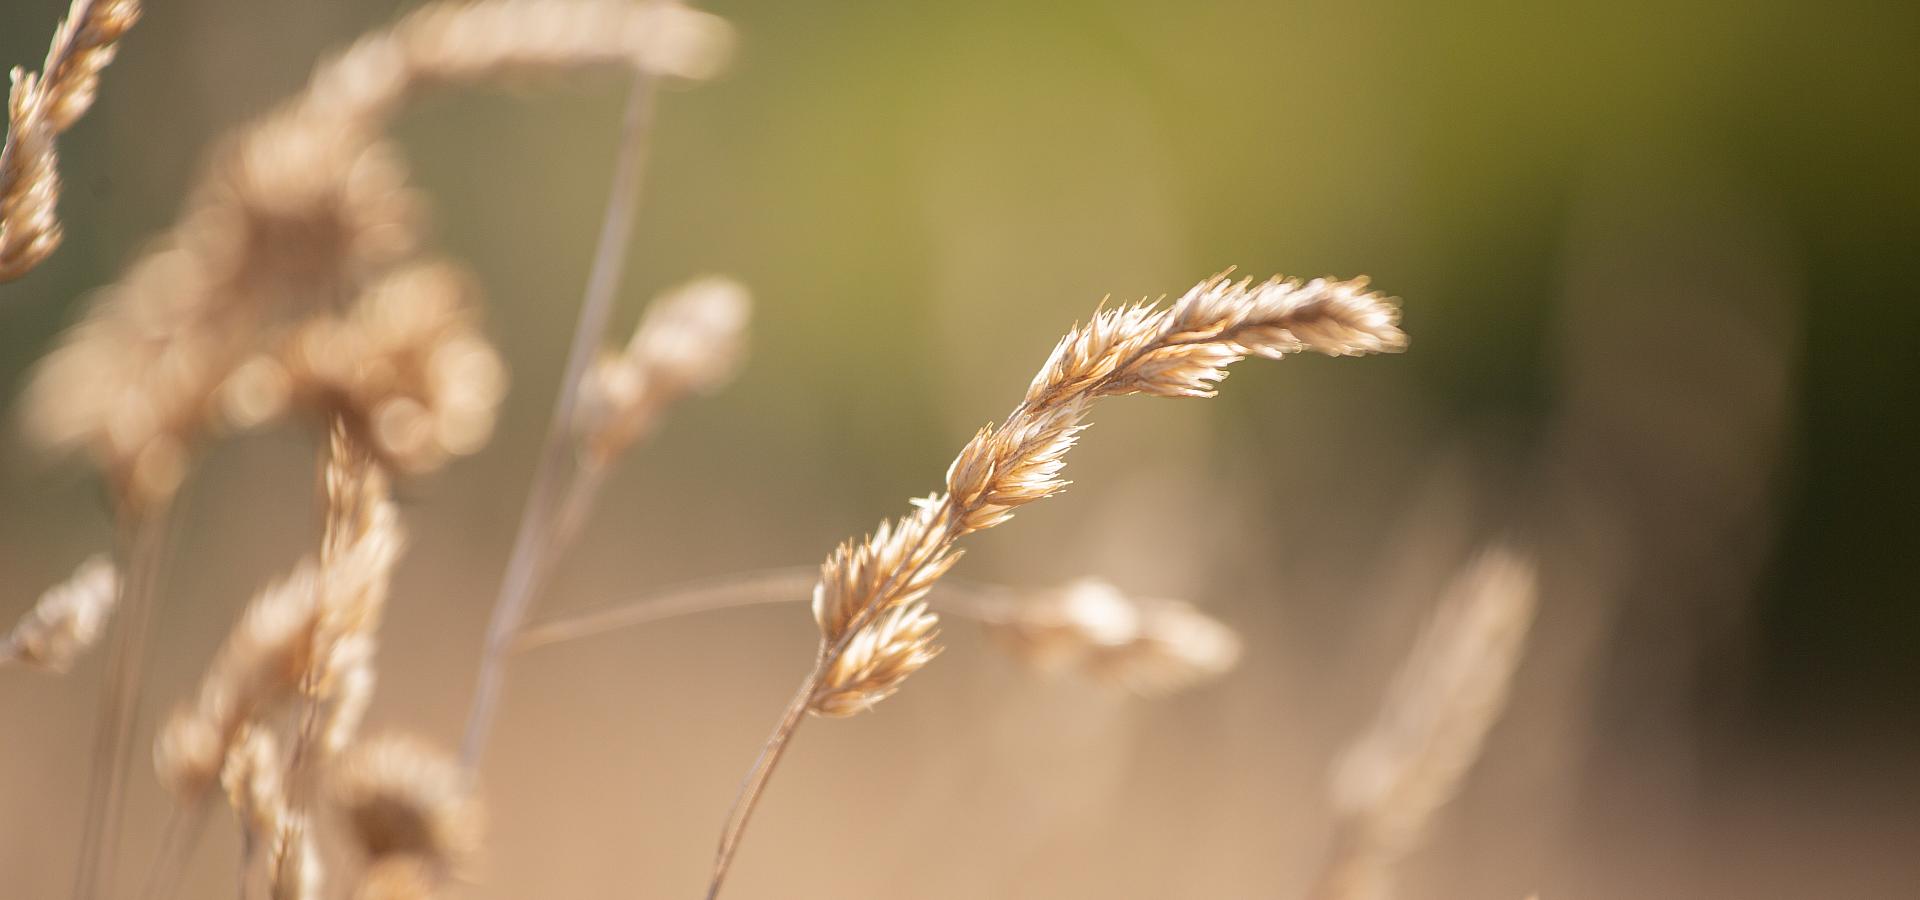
{"left": 808, "top": 269, "right": 1403, "bottom": 714}
{"left": 810, "top": 602, "right": 942, "bottom": 718}
{"left": 280, "top": 263, "right": 506, "bottom": 473}
{"left": 221, "top": 727, "right": 289, "bottom": 843}
{"left": 0, "top": 553, "right": 117, "bottom": 672}
{"left": 333, "top": 735, "right": 483, "bottom": 874}
{"left": 810, "top": 496, "right": 960, "bottom": 644}
{"left": 155, "top": 561, "right": 323, "bottom": 795}
{"left": 1330, "top": 545, "right": 1538, "bottom": 852}
{"left": 990, "top": 577, "right": 1242, "bottom": 695}
{"left": 268, "top": 814, "right": 323, "bottom": 900}
{"left": 157, "top": 425, "right": 403, "bottom": 794}
{"left": 0, "top": 0, "right": 142, "bottom": 282}
{"left": 578, "top": 274, "right": 751, "bottom": 463}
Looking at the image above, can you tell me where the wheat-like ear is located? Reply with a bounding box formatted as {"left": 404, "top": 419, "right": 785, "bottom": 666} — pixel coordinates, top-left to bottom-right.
{"left": 0, "top": 554, "right": 117, "bottom": 673}
{"left": 1309, "top": 545, "right": 1538, "bottom": 900}
{"left": 218, "top": 728, "right": 323, "bottom": 900}
{"left": 810, "top": 273, "right": 1405, "bottom": 714}
{"left": 155, "top": 422, "right": 401, "bottom": 791}
{"left": 708, "top": 270, "right": 1407, "bottom": 897}
{"left": 577, "top": 275, "right": 752, "bottom": 466}
{"left": 332, "top": 734, "right": 483, "bottom": 894}
{"left": 0, "top": 0, "right": 141, "bottom": 282}
{"left": 982, "top": 577, "right": 1241, "bottom": 695}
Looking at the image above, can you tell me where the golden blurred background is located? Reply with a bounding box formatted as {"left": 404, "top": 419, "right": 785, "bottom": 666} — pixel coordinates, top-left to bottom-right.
{"left": 2, "top": 0, "right": 1916, "bottom": 897}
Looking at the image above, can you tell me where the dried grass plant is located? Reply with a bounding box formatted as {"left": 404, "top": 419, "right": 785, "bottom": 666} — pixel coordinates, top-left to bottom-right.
{"left": 1308, "top": 545, "right": 1539, "bottom": 900}
{"left": 704, "top": 271, "right": 1407, "bottom": 895}
{"left": 9, "top": 2, "right": 732, "bottom": 897}
{"left": 0, "top": 0, "right": 141, "bottom": 282}
{"left": 0, "top": 554, "right": 118, "bottom": 672}
{"left": 982, "top": 576, "right": 1242, "bottom": 695}
{"left": 0, "top": 3, "right": 1562, "bottom": 899}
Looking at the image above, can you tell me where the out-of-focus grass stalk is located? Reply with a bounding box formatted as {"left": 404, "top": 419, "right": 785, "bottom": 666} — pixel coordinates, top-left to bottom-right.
{"left": 73, "top": 505, "right": 172, "bottom": 900}
{"left": 459, "top": 71, "right": 660, "bottom": 769}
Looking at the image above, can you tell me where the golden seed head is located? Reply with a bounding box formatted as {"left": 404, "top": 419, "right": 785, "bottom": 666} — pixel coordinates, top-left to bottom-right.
{"left": 811, "top": 603, "right": 943, "bottom": 718}
{"left": 806, "top": 270, "right": 1403, "bottom": 714}
{"left": 0, "top": 554, "right": 118, "bottom": 673}
{"left": 220, "top": 728, "right": 288, "bottom": 842}
{"left": 577, "top": 274, "right": 752, "bottom": 463}
{"left": 1330, "top": 546, "right": 1537, "bottom": 853}
{"left": 988, "top": 578, "right": 1242, "bottom": 695}
{"left": 333, "top": 735, "right": 483, "bottom": 874}
{"left": 1, "top": 0, "right": 144, "bottom": 281}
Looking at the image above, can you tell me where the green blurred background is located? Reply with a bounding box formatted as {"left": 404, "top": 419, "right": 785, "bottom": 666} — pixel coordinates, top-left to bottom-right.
{"left": 2, "top": 0, "right": 1916, "bottom": 897}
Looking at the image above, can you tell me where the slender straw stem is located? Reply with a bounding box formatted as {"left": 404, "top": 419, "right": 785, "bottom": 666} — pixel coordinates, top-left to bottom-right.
{"left": 460, "top": 71, "right": 660, "bottom": 769}
{"left": 73, "top": 502, "right": 172, "bottom": 900}
{"left": 543, "top": 460, "right": 610, "bottom": 567}
{"left": 705, "top": 533, "right": 969, "bottom": 898}
{"left": 513, "top": 568, "right": 1010, "bottom": 654}
{"left": 705, "top": 659, "right": 826, "bottom": 900}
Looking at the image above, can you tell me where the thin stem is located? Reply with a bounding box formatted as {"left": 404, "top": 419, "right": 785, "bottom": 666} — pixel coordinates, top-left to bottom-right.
{"left": 705, "top": 531, "right": 972, "bottom": 899}
{"left": 705, "top": 659, "right": 826, "bottom": 900}
{"left": 513, "top": 568, "right": 1011, "bottom": 654}
{"left": 514, "top": 567, "right": 815, "bottom": 652}
{"left": 459, "top": 70, "right": 659, "bottom": 769}
{"left": 543, "top": 460, "right": 610, "bottom": 567}
{"left": 73, "top": 503, "right": 172, "bottom": 900}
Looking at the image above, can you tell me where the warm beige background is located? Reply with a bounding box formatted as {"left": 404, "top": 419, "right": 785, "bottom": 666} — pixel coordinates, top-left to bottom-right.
{"left": 2, "top": 0, "right": 1916, "bottom": 897}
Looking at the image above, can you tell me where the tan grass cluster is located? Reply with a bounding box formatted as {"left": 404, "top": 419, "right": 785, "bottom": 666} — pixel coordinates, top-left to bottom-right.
{"left": 577, "top": 274, "right": 751, "bottom": 466}
{"left": 20, "top": 0, "right": 734, "bottom": 510}
{"left": 150, "top": 416, "right": 494, "bottom": 898}
{"left": 221, "top": 728, "right": 321, "bottom": 900}
{"left": 155, "top": 424, "right": 403, "bottom": 798}
{"left": 1313, "top": 545, "right": 1538, "bottom": 900}
{"left": 983, "top": 577, "right": 1241, "bottom": 695}
{"left": 332, "top": 734, "right": 484, "bottom": 897}
{"left": 0, "top": 554, "right": 118, "bottom": 672}
{"left": 152, "top": 424, "right": 448, "bottom": 900}
{"left": 0, "top": 0, "right": 141, "bottom": 282}
{"left": 807, "top": 272, "right": 1406, "bottom": 716}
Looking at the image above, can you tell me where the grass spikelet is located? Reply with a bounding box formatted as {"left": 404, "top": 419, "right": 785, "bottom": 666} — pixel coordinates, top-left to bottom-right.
{"left": 811, "top": 603, "right": 942, "bottom": 717}
{"left": 577, "top": 275, "right": 751, "bottom": 465}
{"left": 155, "top": 423, "right": 402, "bottom": 795}
{"left": 218, "top": 728, "right": 322, "bottom": 900}
{"left": 332, "top": 735, "right": 483, "bottom": 886}
{"left": 1311, "top": 545, "right": 1538, "bottom": 900}
{"left": 984, "top": 577, "right": 1241, "bottom": 696}
{"left": 0, "top": 0, "right": 141, "bottom": 282}
{"left": 0, "top": 554, "right": 117, "bottom": 672}
{"left": 276, "top": 263, "right": 507, "bottom": 473}
{"left": 155, "top": 562, "right": 323, "bottom": 797}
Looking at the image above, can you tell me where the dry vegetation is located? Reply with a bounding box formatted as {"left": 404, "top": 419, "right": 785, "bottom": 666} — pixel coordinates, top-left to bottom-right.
{"left": 0, "top": 2, "right": 1545, "bottom": 899}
